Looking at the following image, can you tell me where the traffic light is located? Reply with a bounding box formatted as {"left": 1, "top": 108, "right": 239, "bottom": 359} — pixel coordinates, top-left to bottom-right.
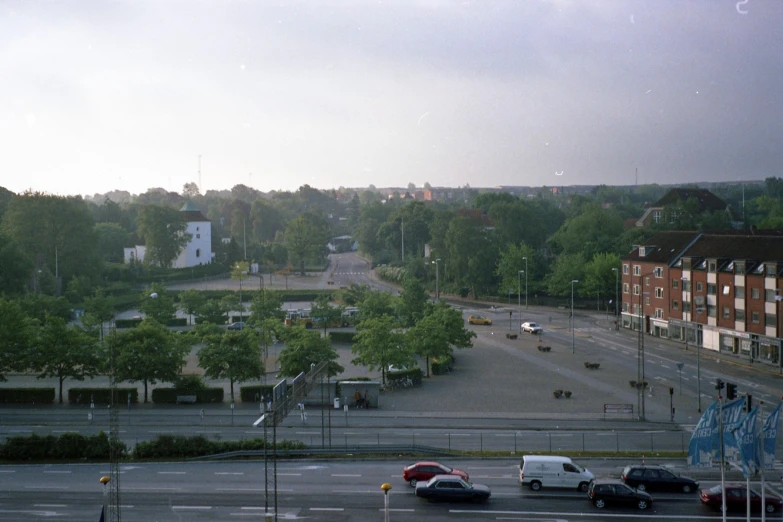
{"left": 726, "top": 382, "right": 737, "bottom": 400}
{"left": 715, "top": 378, "right": 725, "bottom": 391}
{"left": 745, "top": 394, "right": 753, "bottom": 412}
{"left": 669, "top": 387, "right": 674, "bottom": 395}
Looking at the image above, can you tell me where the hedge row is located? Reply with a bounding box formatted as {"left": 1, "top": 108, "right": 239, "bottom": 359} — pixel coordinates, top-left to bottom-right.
{"left": 0, "top": 388, "right": 55, "bottom": 404}
{"left": 151, "top": 387, "right": 224, "bottom": 403}
{"left": 132, "top": 434, "right": 307, "bottom": 459}
{"left": 328, "top": 331, "right": 355, "bottom": 343}
{"left": 0, "top": 432, "right": 124, "bottom": 461}
{"left": 69, "top": 388, "right": 139, "bottom": 405}
{"left": 240, "top": 385, "right": 275, "bottom": 403}
{"left": 431, "top": 355, "right": 454, "bottom": 375}
{"left": 115, "top": 317, "right": 188, "bottom": 329}
{"left": 387, "top": 368, "right": 423, "bottom": 385}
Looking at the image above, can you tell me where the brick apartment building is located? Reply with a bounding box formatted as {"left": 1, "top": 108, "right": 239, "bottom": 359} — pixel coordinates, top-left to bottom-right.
{"left": 621, "top": 231, "right": 783, "bottom": 370}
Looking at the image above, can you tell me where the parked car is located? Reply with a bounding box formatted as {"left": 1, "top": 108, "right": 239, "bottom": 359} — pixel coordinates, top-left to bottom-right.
{"left": 227, "top": 321, "right": 246, "bottom": 330}
{"left": 468, "top": 315, "right": 492, "bottom": 325}
{"left": 415, "top": 475, "right": 490, "bottom": 502}
{"left": 700, "top": 484, "right": 782, "bottom": 513}
{"left": 403, "top": 461, "right": 468, "bottom": 487}
{"left": 588, "top": 479, "right": 653, "bottom": 510}
{"left": 519, "top": 455, "right": 594, "bottom": 492}
{"left": 621, "top": 464, "right": 699, "bottom": 493}
{"left": 521, "top": 322, "right": 542, "bottom": 334}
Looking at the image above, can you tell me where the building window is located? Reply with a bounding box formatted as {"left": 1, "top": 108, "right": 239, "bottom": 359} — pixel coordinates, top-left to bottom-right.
{"left": 653, "top": 267, "right": 663, "bottom": 278}
{"left": 722, "top": 285, "right": 731, "bottom": 295}
{"left": 735, "top": 309, "right": 745, "bottom": 321}
{"left": 707, "top": 305, "right": 716, "bottom": 318}
{"left": 633, "top": 265, "right": 641, "bottom": 276}
{"left": 752, "top": 288, "right": 760, "bottom": 299}
{"left": 623, "top": 264, "right": 629, "bottom": 275}
{"left": 655, "top": 287, "right": 663, "bottom": 298}
{"left": 672, "top": 300, "right": 679, "bottom": 311}
{"left": 723, "top": 307, "right": 730, "bottom": 319}
{"left": 672, "top": 280, "right": 679, "bottom": 289}
{"left": 696, "top": 282, "right": 703, "bottom": 292}
{"left": 735, "top": 286, "right": 745, "bottom": 298}
{"left": 752, "top": 311, "right": 760, "bottom": 324}
{"left": 683, "top": 301, "right": 691, "bottom": 313}
{"left": 767, "top": 264, "right": 777, "bottom": 276}
{"left": 645, "top": 277, "right": 650, "bottom": 286}
{"left": 736, "top": 263, "right": 746, "bottom": 275}
{"left": 196, "top": 249, "right": 201, "bottom": 258}
{"left": 683, "top": 280, "right": 691, "bottom": 292}
{"left": 707, "top": 284, "right": 717, "bottom": 295}
{"left": 708, "top": 261, "right": 717, "bottom": 272}
{"left": 645, "top": 297, "right": 651, "bottom": 306}
{"left": 766, "top": 289, "right": 777, "bottom": 302}
{"left": 766, "top": 314, "right": 776, "bottom": 327}
{"left": 653, "top": 210, "right": 662, "bottom": 223}
{"left": 623, "top": 283, "right": 629, "bottom": 294}
{"left": 623, "top": 302, "right": 630, "bottom": 312}
{"left": 633, "top": 285, "right": 640, "bottom": 296}
{"left": 655, "top": 309, "right": 663, "bottom": 318}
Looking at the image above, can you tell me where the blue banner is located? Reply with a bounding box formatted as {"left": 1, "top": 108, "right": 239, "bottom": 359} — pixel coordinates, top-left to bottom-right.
{"left": 763, "top": 402, "right": 782, "bottom": 469}
{"left": 713, "top": 398, "right": 746, "bottom": 464}
{"left": 688, "top": 400, "right": 718, "bottom": 467}
{"left": 731, "top": 406, "right": 759, "bottom": 478}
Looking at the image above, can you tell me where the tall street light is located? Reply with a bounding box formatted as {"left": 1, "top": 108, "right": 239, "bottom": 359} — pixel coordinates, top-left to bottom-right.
{"left": 571, "top": 280, "right": 578, "bottom": 354}
{"left": 694, "top": 306, "right": 706, "bottom": 412}
{"left": 522, "top": 257, "right": 528, "bottom": 309}
{"left": 433, "top": 258, "right": 441, "bottom": 302}
{"left": 611, "top": 267, "right": 619, "bottom": 319}
{"left": 517, "top": 270, "right": 523, "bottom": 309}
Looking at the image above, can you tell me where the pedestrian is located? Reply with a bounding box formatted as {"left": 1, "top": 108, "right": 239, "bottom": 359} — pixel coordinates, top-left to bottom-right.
{"left": 354, "top": 390, "right": 363, "bottom": 408}
{"left": 200, "top": 408, "right": 205, "bottom": 421}
{"left": 266, "top": 394, "right": 272, "bottom": 412}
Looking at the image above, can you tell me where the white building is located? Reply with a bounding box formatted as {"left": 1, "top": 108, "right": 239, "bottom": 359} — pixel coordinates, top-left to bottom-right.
{"left": 123, "top": 201, "right": 214, "bottom": 268}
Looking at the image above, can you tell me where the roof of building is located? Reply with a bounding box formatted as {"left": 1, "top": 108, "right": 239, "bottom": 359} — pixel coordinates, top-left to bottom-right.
{"left": 180, "top": 201, "right": 209, "bottom": 222}
{"left": 623, "top": 231, "right": 700, "bottom": 264}
{"left": 651, "top": 188, "right": 729, "bottom": 211}
{"left": 683, "top": 234, "right": 783, "bottom": 263}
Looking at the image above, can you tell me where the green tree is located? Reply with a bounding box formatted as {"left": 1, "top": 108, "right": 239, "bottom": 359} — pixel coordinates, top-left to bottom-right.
{"left": 357, "top": 290, "right": 398, "bottom": 323}
{"left": 178, "top": 290, "right": 205, "bottom": 326}
{"left": 195, "top": 299, "right": 230, "bottom": 325}
{"left": 0, "top": 233, "right": 30, "bottom": 296}
{"left": 138, "top": 284, "right": 176, "bottom": 325}
{"left": 231, "top": 261, "right": 250, "bottom": 321}
{"left": 112, "top": 320, "right": 189, "bottom": 403}
{"left": 548, "top": 204, "right": 624, "bottom": 259}
{"left": 311, "top": 294, "right": 342, "bottom": 335}
{"left": 136, "top": 204, "right": 191, "bottom": 267}
{"left": 546, "top": 253, "right": 587, "bottom": 297}
{"left": 32, "top": 315, "right": 100, "bottom": 404}
{"left": 94, "top": 222, "right": 129, "bottom": 263}
{"left": 351, "top": 316, "right": 408, "bottom": 386}
{"left": 396, "top": 276, "right": 429, "bottom": 328}
{"left": 407, "top": 304, "right": 475, "bottom": 377}
{"left": 342, "top": 282, "right": 371, "bottom": 307}
{"left": 277, "top": 326, "right": 344, "bottom": 378}
{"left": 82, "top": 289, "right": 115, "bottom": 340}
{"left": 0, "top": 299, "right": 35, "bottom": 381}
{"left": 17, "top": 294, "right": 73, "bottom": 324}
{"left": 249, "top": 289, "right": 284, "bottom": 325}
{"left": 197, "top": 329, "right": 263, "bottom": 402}
{"left": 283, "top": 212, "right": 329, "bottom": 275}
{"left": 495, "top": 243, "right": 537, "bottom": 298}
{"left": 582, "top": 253, "right": 622, "bottom": 311}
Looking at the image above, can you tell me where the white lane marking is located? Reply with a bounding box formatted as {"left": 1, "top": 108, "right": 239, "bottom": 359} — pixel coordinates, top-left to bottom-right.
{"left": 380, "top": 509, "right": 415, "bottom": 512}
{"left": 126, "top": 487, "right": 181, "bottom": 491}
{"left": 172, "top": 506, "right": 212, "bottom": 510}
{"left": 333, "top": 489, "right": 381, "bottom": 494}
{"left": 331, "top": 474, "right": 361, "bottom": 477}
{"left": 277, "top": 473, "right": 301, "bottom": 476}
{"left": 310, "top": 508, "right": 344, "bottom": 511}
{"left": 215, "top": 472, "right": 244, "bottom": 475}
{"left": 24, "top": 486, "right": 68, "bottom": 490}
{"left": 0, "top": 470, "right": 15, "bottom": 473}
{"left": 219, "top": 488, "right": 293, "bottom": 492}
{"left": 43, "top": 471, "right": 71, "bottom": 474}
{"left": 660, "top": 364, "right": 670, "bottom": 369}
{"left": 33, "top": 504, "right": 66, "bottom": 507}
{"left": 158, "top": 471, "right": 187, "bottom": 475}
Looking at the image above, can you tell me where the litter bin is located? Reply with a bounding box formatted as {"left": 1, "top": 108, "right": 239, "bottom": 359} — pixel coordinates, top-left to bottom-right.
{"left": 334, "top": 397, "right": 340, "bottom": 409}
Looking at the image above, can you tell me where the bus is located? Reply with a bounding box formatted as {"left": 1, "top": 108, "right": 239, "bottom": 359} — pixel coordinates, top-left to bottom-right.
{"left": 284, "top": 309, "right": 314, "bottom": 328}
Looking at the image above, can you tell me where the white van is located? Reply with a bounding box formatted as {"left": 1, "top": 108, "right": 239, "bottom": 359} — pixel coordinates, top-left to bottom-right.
{"left": 519, "top": 455, "right": 594, "bottom": 492}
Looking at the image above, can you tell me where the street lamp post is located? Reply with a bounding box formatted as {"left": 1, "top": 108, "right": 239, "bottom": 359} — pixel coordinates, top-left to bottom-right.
{"left": 517, "top": 270, "right": 523, "bottom": 309}
{"left": 611, "top": 267, "right": 619, "bottom": 319}
{"left": 434, "top": 258, "right": 441, "bottom": 302}
{"left": 571, "top": 280, "right": 578, "bottom": 354}
{"left": 694, "top": 306, "right": 705, "bottom": 413}
{"left": 522, "top": 257, "right": 528, "bottom": 309}
{"left": 100, "top": 476, "right": 110, "bottom": 518}
{"left": 381, "top": 483, "right": 392, "bottom": 522}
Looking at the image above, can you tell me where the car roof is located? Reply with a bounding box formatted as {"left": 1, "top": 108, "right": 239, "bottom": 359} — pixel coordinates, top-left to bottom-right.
{"left": 625, "top": 464, "right": 667, "bottom": 470}
{"left": 593, "top": 478, "right": 626, "bottom": 485}
{"left": 429, "top": 474, "right": 465, "bottom": 481}
{"left": 523, "top": 455, "right": 571, "bottom": 463}
{"left": 412, "top": 461, "right": 443, "bottom": 466}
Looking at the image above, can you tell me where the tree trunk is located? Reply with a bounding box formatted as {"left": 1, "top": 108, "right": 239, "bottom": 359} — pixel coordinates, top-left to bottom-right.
{"left": 230, "top": 379, "right": 235, "bottom": 402}
{"left": 299, "top": 259, "right": 306, "bottom": 276}
{"left": 144, "top": 379, "right": 149, "bottom": 403}
{"left": 59, "top": 375, "right": 64, "bottom": 404}
{"left": 425, "top": 356, "right": 430, "bottom": 378}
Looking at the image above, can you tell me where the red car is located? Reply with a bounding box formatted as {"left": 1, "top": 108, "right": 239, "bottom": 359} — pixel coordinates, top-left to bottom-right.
{"left": 699, "top": 484, "right": 783, "bottom": 514}
{"left": 403, "top": 461, "right": 468, "bottom": 487}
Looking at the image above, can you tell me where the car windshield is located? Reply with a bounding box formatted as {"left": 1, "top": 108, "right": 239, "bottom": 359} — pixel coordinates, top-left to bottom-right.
{"left": 708, "top": 485, "right": 722, "bottom": 494}
{"left": 441, "top": 465, "right": 453, "bottom": 473}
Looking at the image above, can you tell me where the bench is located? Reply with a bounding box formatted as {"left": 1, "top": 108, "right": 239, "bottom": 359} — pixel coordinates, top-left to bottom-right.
{"left": 538, "top": 346, "right": 552, "bottom": 352}
{"left": 506, "top": 333, "right": 518, "bottom": 339}
{"left": 583, "top": 362, "right": 600, "bottom": 369}
{"left": 176, "top": 395, "right": 197, "bottom": 404}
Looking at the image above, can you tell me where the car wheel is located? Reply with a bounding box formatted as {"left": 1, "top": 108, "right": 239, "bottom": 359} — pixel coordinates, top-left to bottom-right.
{"left": 594, "top": 499, "right": 606, "bottom": 508}
{"left": 636, "top": 483, "right": 646, "bottom": 492}
{"left": 578, "top": 482, "right": 589, "bottom": 493}
{"left": 682, "top": 484, "right": 692, "bottom": 493}
{"left": 530, "top": 481, "right": 542, "bottom": 491}
{"left": 409, "top": 478, "right": 417, "bottom": 487}
{"left": 637, "top": 500, "right": 649, "bottom": 510}
{"left": 766, "top": 503, "right": 777, "bottom": 513}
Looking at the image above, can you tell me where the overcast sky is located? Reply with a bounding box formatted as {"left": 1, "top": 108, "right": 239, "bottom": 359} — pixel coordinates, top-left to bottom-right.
{"left": 1, "top": 0, "right": 780, "bottom": 197}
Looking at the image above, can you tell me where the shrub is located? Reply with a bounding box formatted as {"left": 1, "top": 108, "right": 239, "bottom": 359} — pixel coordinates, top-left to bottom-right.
{"left": 115, "top": 318, "right": 143, "bottom": 329}
{"left": 431, "top": 355, "right": 453, "bottom": 375}
{"left": 387, "top": 368, "right": 423, "bottom": 385}
{"left": 132, "top": 435, "right": 306, "bottom": 459}
{"left": 240, "top": 385, "right": 275, "bottom": 403}
{"left": 328, "top": 331, "right": 355, "bottom": 343}
{"left": 0, "top": 432, "right": 124, "bottom": 461}
{"left": 0, "top": 388, "right": 55, "bottom": 404}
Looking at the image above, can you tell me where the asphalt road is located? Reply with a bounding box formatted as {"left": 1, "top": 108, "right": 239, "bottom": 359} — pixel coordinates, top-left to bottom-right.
{"left": 3, "top": 459, "right": 782, "bottom": 521}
